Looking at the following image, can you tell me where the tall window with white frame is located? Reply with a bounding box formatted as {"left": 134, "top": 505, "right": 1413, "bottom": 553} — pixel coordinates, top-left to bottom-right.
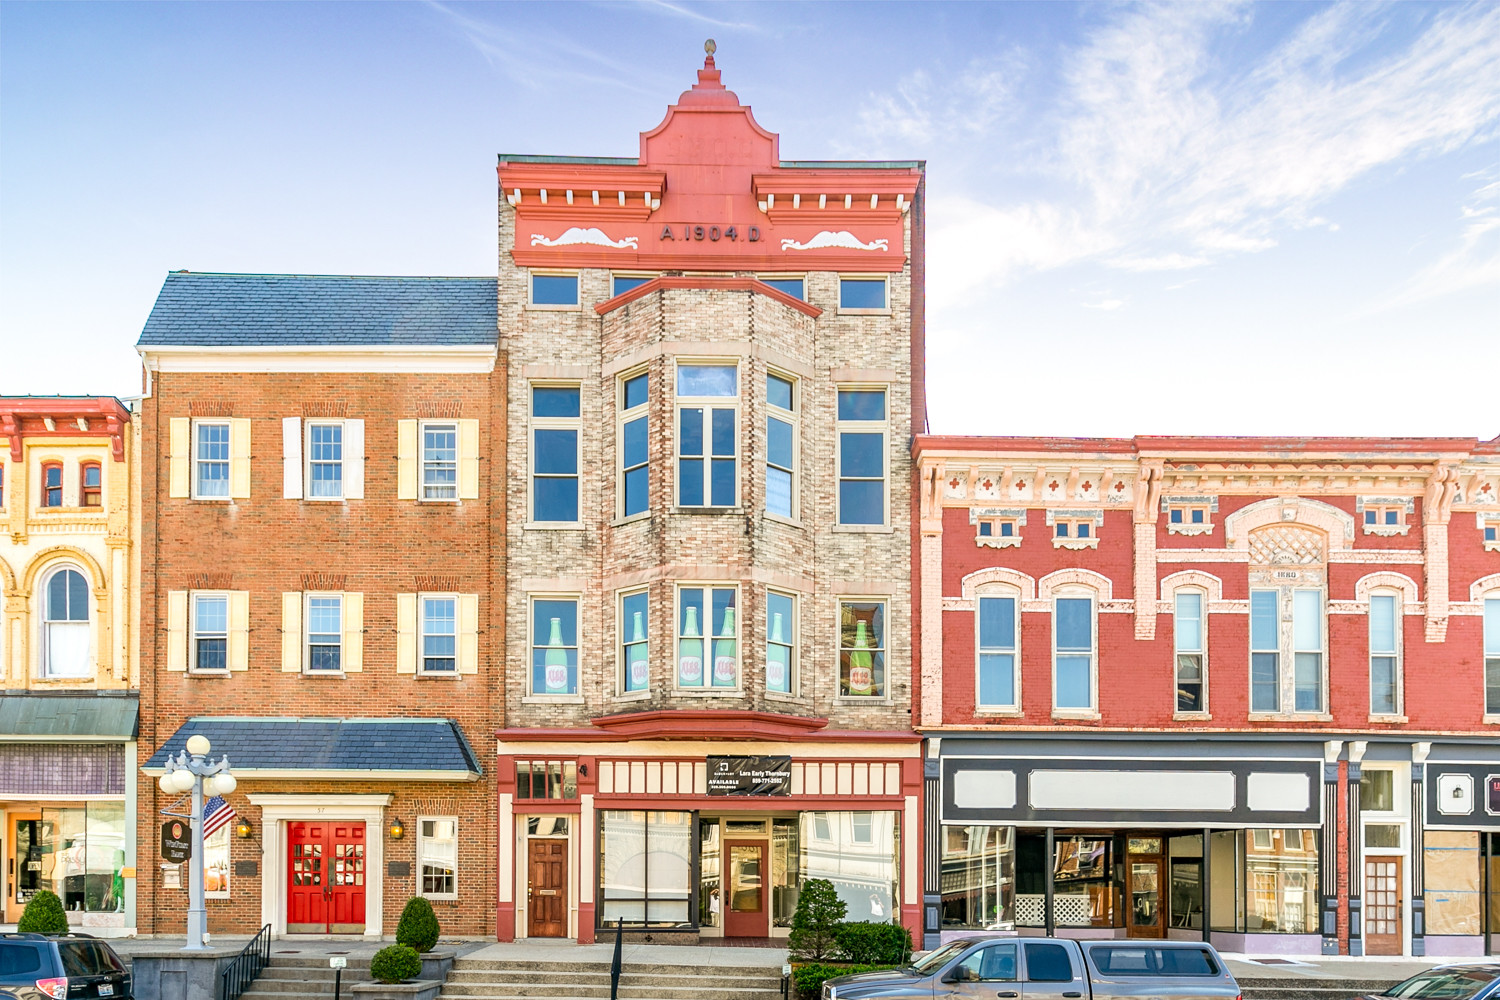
{"left": 677, "top": 585, "right": 738, "bottom": 689}
{"left": 766, "top": 591, "right": 796, "bottom": 695}
{"left": 1484, "top": 597, "right": 1500, "bottom": 717}
{"left": 532, "top": 385, "right": 581, "bottom": 523}
{"left": 1249, "top": 589, "right": 1326, "bottom": 713}
{"left": 306, "top": 422, "right": 343, "bottom": 499}
{"left": 620, "top": 589, "right": 649, "bottom": 693}
{"left": 195, "top": 422, "right": 230, "bottom": 498}
{"left": 977, "top": 593, "right": 1018, "bottom": 710}
{"left": 418, "top": 818, "right": 458, "bottom": 899}
{"left": 676, "top": 364, "right": 737, "bottom": 508}
{"left": 1292, "top": 590, "right": 1324, "bottom": 712}
{"left": 1250, "top": 590, "right": 1280, "bottom": 713}
{"left": 1369, "top": 593, "right": 1400, "bottom": 716}
{"left": 306, "top": 594, "right": 342, "bottom": 672}
{"left": 422, "top": 596, "right": 457, "bottom": 673}
{"left": 839, "top": 600, "right": 886, "bottom": 698}
{"left": 531, "top": 596, "right": 578, "bottom": 695}
{"left": 422, "top": 423, "right": 457, "bottom": 500}
{"left": 1053, "top": 595, "right": 1094, "bottom": 711}
{"left": 619, "top": 373, "right": 649, "bottom": 518}
{"left": 836, "top": 387, "right": 886, "bottom": 526}
{"left": 1175, "top": 591, "right": 1205, "bottom": 713}
{"left": 193, "top": 593, "right": 228, "bottom": 671}
{"left": 42, "top": 567, "right": 90, "bottom": 677}
{"left": 766, "top": 373, "right": 796, "bottom": 518}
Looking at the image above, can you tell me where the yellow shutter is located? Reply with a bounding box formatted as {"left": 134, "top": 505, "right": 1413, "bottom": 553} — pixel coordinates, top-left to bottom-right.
{"left": 229, "top": 418, "right": 252, "bottom": 499}
{"left": 228, "top": 591, "right": 250, "bottom": 671}
{"left": 281, "top": 592, "right": 302, "bottom": 672}
{"left": 458, "top": 419, "right": 480, "bottom": 500}
{"left": 343, "top": 592, "right": 363, "bottom": 672}
{"left": 396, "top": 593, "right": 417, "bottom": 674}
{"left": 458, "top": 593, "right": 479, "bottom": 675}
{"left": 397, "top": 420, "right": 419, "bottom": 501}
{"left": 166, "top": 591, "right": 188, "bottom": 671}
{"left": 169, "top": 418, "right": 190, "bottom": 498}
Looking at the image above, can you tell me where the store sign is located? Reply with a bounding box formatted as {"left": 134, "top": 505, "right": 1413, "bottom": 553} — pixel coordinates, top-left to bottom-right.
{"left": 160, "top": 820, "right": 191, "bottom": 863}
{"left": 1489, "top": 774, "right": 1500, "bottom": 815}
{"left": 707, "top": 755, "right": 791, "bottom": 796}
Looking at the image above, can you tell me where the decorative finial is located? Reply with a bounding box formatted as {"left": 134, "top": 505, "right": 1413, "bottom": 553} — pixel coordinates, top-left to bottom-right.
{"left": 705, "top": 38, "right": 716, "bottom": 56}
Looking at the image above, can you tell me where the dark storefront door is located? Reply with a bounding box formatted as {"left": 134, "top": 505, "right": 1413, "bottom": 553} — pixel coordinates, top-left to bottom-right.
{"left": 6, "top": 813, "right": 40, "bottom": 924}
{"left": 528, "top": 839, "right": 568, "bottom": 937}
{"left": 1127, "top": 837, "right": 1165, "bottom": 938}
{"left": 1364, "top": 856, "right": 1402, "bottom": 956}
{"left": 724, "top": 841, "right": 768, "bottom": 937}
{"left": 286, "top": 821, "right": 366, "bottom": 934}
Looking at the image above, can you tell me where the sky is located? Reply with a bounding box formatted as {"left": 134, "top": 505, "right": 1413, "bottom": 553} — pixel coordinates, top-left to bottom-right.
{"left": 1, "top": 1, "right": 1496, "bottom": 437}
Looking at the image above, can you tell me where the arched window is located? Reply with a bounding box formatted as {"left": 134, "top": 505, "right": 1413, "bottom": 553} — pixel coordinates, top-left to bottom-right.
{"left": 43, "top": 567, "right": 91, "bottom": 677}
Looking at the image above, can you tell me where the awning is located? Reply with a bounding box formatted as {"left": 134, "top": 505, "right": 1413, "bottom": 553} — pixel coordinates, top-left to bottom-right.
{"left": 0, "top": 695, "right": 138, "bottom": 740}
{"left": 145, "top": 717, "right": 482, "bottom": 781}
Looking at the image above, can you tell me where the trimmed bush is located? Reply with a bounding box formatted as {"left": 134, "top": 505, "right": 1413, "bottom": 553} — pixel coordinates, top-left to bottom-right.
{"left": 395, "top": 896, "right": 440, "bottom": 954}
{"left": 369, "top": 944, "right": 422, "bottom": 984}
{"left": 17, "top": 889, "right": 68, "bottom": 934}
{"left": 834, "top": 921, "right": 912, "bottom": 965}
{"left": 788, "top": 878, "right": 846, "bottom": 961}
{"left": 792, "top": 963, "right": 903, "bottom": 1000}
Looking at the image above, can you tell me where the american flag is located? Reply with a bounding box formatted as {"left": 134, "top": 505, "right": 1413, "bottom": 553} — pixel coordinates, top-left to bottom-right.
{"left": 202, "top": 795, "right": 236, "bottom": 837}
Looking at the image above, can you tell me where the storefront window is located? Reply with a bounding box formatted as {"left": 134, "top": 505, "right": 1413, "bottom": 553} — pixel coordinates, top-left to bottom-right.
{"left": 15, "top": 803, "right": 126, "bottom": 915}
{"left": 699, "top": 818, "right": 720, "bottom": 927}
{"left": 205, "top": 824, "right": 230, "bottom": 899}
{"left": 940, "top": 825, "right": 1015, "bottom": 930}
{"left": 800, "top": 811, "right": 898, "bottom": 923}
{"left": 771, "top": 818, "right": 800, "bottom": 927}
{"left": 1423, "top": 830, "right": 1480, "bottom": 936}
{"left": 1209, "top": 829, "right": 1318, "bottom": 933}
{"left": 600, "top": 810, "right": 693, "bottom": 927}
{"left": 1168, "top": 835, "right": 1203, "bottom": 931}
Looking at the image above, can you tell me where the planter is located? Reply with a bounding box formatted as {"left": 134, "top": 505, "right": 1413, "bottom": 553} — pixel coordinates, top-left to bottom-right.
{"left": 418, "top": 949, "right": 455, "bottom": 983}
{"left": 350, "top": 980, "right": 442, "bottom": 1000}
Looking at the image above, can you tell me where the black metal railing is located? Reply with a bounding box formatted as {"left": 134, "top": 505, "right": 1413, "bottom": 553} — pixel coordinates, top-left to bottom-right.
{"left": 220, "top": 923, "right": 272, "bottom": 1000}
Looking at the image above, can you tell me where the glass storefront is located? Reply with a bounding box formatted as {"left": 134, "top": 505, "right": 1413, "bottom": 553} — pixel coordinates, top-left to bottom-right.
{"left": 13, "top": 803, "right": 127, "bottom": 915}
{"left": 599, "top": 810, "right": 693, "bottom": 926}
{"left": 801, "top": 811, "right": 899, "bottom": 923}
{"left": 1210, "top": 829, "right": 1318, "bottom": 934}
{"left": 939, "top": 824, "right": 1014, "bottom": 930}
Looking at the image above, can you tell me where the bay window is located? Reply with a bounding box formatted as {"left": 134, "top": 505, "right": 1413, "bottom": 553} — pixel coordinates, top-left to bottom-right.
{"left": 766, "top": 373, "right": 796, "bottom": 518}
{"left": 675, "top": 363, "right": 737, "bottom": 508}
{"left": 619, "top": 372, "right": 649, "bottom": 517}
{"left": 620, "top": 589, "right": 649, "bottom": 693}
{"left": 766, "top": 590, "right": 796, "bottom": 695}
{"left": 677, "top": 585, "right": 737, "bottom": 688}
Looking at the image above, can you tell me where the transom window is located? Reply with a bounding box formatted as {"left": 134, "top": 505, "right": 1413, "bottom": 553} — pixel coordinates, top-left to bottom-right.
{"left": 42, "top": 462, "right": 63, "bottom": 507}
{"left": 675, "top": 364, "right": 738, "bottom": 508}
{"left": 80, "top": 463, "right": 102, "bottom": 507}
{"left": 306, "top": 422, "right": 344, "bottom": 499}
{"left": 422, "top": 597, "right": 457, "bottom": 673}
{"left": 422, "top": 423, "right": 458, "bottom": 500}
{"left": 677, "top": 585, "right": 738, "bottom": 688}
{"left": 306, "top": 595, "right": 343, "bottom": 672}
{"left": 195, "top": 422, "right": 230, "bottom": 498}
{"left": 42, "top": 567, "right": 90, "bottom": 677}
{"left": 192, "top": 593, "right": 228, "bottom": 672}
{"left": 766, "top": 373, "right": 796, "bottom": 518}
{"left": 1250, "top": 589, "right": 1325, "bottom": 713}
{"left": 532, "top": 597, "right": 579, "bottom": 695}
{"left": 619, "top": 373, "right": 649, "bottom": 518}
{"left": 530, "top": 272, "right": 579, "bottom": 307}
{"left": 515, "top": 759, "right": 579, "bottom": 799}
{"left": 1054, "top": 595, "right": 1095, "bottom": 711}
{"left": 766, "top": 590, "right": 796, "bottom": 695}
{"left": 977, "top": 594, "right": 1018, "bottom": 710}
{"left": 1175, "top": 591, "right": 1205, "bottom": 713}
{"left": 532, "top": 385, "right": 581, "bottom": 523}
{"left": 418, "top": 818, "right": 458, "bottom": 899}
{"left": 621, "top": 589, "right": 649, "bottom": 693}
{"left": 839, "top": 600, "right": 886, "bottom": 698}
{"left": 837, "top": 388, "right": 886, "bottom": 526}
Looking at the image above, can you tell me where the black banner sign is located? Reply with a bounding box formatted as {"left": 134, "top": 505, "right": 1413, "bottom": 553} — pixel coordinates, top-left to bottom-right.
{"left": 707, "top": 755, "right": 791, "bottom": 796}
{"left": 160, "top": 820, "right": 191, "bottom": 863}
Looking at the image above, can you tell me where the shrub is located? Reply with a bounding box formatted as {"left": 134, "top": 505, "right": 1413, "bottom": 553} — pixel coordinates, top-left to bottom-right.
{"left": 788, "top": 878, "right": 846, "bottom": 961}
{"left": 792, "top": 963, "right": 903, "bottom": 1000}
{"left": 17, "top": 890, "right": 68, "bottom": 934}
{"left": 834, "top": 921, "right": 912, "bottom": 965}
{"left": 395, "top": 896, "right": 440, "bottom": 954}
{"left": 369, "top": 944, "right": 422, "bottom": 984}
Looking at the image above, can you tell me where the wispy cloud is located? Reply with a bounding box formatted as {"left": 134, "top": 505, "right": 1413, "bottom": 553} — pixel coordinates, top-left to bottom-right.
{"left": 856, "top": 55, "right": 1026, "bottom": 147}
{"left": 635, "top": 0, "right": 763, "bottom": 32}
{"left": 1372, "top": 169, "right": 1500, "bottom": 311}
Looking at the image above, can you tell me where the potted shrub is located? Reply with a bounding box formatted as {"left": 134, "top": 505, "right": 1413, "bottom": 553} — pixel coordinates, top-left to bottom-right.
{"left": 17, "top": 890, "right": 68, "bottom": 934}
{"left": 369, "top": 945, "right": 422, "bottom": 985}
{"left": 396, "top": 897, "right": 451, "bottom": 980}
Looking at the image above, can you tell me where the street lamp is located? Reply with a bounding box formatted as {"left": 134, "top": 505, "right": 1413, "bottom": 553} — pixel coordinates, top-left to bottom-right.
{"left": 158, "top": 734, "right": 236, "bottom": 950}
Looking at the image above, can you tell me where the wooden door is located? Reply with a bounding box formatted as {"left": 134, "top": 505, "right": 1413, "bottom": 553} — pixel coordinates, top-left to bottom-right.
{"left": 1364, "top": 856, "right": 1403, "bottom": 956}
{"left": 6, "top": 813, "right": 40, "bottom": 924}
{"left": 1127, "top": 858, "right": 1166, "bottom": 938}
{"left": 287, "top": 821, "right": 366, "bottom": 934}
{"left": 724, "top": 841, "right": 767, "bottom": 938}
{"left": 527, "top": 839, "right": 567, "bottom": 937}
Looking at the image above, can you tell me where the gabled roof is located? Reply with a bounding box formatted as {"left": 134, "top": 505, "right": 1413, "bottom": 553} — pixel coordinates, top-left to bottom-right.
{"left": 144, "top": 717, "right": 482, "bottom": 778}
{"left": 137, "top": 272, "right": 497, "bottom": 348}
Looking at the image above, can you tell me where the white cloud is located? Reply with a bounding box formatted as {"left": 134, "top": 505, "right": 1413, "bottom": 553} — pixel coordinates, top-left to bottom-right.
{"left": 1082, "top": 297, "right": 1125, "bottom": 311}
{"left": 1372, "top": 169, "right": 1500, "bottom": 310}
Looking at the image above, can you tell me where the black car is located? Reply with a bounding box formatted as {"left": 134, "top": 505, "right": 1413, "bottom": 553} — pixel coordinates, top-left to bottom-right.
{"left": 1353, "top": 965, "right": 1500, "bottom": 1000}
{"left": 0, "top": 934, "right": 131, "bottom": 1000}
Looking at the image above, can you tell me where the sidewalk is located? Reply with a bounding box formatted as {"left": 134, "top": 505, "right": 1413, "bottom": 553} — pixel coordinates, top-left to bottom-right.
{"left": 1222, "top": 955, "right": 1436, "bottom": 983}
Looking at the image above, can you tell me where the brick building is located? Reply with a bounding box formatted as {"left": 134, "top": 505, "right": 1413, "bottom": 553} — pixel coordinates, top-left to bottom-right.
{"left": 493, "top": 51, "right": 926, "bottom": 944}
{"left": 134, "top": 274, "right": 502, "bottom": 938}
{"left": 913, "top": 435, "right": 1500, "bottom": 957}
{"left": 0, "top": 397, "right": 139, "bottom": 934}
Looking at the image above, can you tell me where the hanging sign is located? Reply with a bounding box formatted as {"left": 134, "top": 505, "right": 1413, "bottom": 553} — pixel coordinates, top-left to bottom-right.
{"left": 160, "top": 820, "right": 191, "bottom": 863}
{"left": 707, "top": 755, "right": 791, "bottom": 796}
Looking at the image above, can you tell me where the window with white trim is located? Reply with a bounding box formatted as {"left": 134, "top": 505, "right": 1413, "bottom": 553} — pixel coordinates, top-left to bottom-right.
{"left": 766, "top": 373, "right": 796, "bottom": 518}
{"left": 677, "top": 585, "right": 738, "bottom": 688}
{"left": 1292, "top": 590, "right": 1324, "bottom": 713}
{"left": 766, "top": 590, "right": 796, "bottom": 695}
{"left": 531, "top": 596, "right": 578, "bottom": 695}
{"left": 1485, "top": 597, "right": 1500, "bottom": 717}
{"left": 194, "top": 421, "right": 230, "bottom": 499}
{"left": 977, "top": 593, "right": 1018, "bottom": 710}
{"left": 620, "top": 589, "right": 649, "bottom": 694}
{"left": 1369, "top": 593, "right": 1401, "bottom": 716}
{"left": 675, "top": 363, "right": 738, "bottom": 508}
{"left": 41, "top": 566, "right": 90, "bottom": 678}
{"left": 531, "top": 384, "right": 581, "bottom": 523}
{"left": 192, "top": 593, "right": 229, "bottom": 672}
{"left": 422, "top": 422, "right": 458, "bottom": 500}
{"left": 306, "top": 594, "right": 343, "bottom": 672}
{"left": 839, "top": 599, "right": 886, "bottom": 698}
{"left": 1175, "top": 590, "right": 1205, "bottom": 713}
{"left": 306, "top": 421, "right": 344, "bottom": 499}
{"left": 619, "top": 373, "right": 649, "bottom": 518}
{"left": 839, "top": 276, "right": 887, "bottom": 311}
{"left": 421, "top": 596, "right": 457, "bottom": 673}
{"left": 1358, "top": 497, "right": 1413, "bottom": 536}
{"left": 1250, "top": 590, "right": 1280, "bottom": 713}
{"left": 418, "top": 817, "right": 458, "bottom": 899}
{"left": 1250, "top": 589, "right": 1326, "bottom": 714}
{"left": 836, "top": 388, "right": 886, "bottom": 526}
{"left": 1053, "top": 594, "right": 1095, "bottom": 711}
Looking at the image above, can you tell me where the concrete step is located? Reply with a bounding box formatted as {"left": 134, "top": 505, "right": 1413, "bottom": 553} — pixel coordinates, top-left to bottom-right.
{"left": 439, "top": 959, "right": 784, "bottom": 1000}
{"left": 440, "top": 987, "right": 783, "bottom": 1000}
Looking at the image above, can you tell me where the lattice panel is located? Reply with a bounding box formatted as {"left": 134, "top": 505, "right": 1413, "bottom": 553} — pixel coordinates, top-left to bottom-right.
{"left": 1015, "top": 893, "right": 1092, "bottom": 927}
{"left": 1248, "top": 525, "right": 1326, "bottom": 566}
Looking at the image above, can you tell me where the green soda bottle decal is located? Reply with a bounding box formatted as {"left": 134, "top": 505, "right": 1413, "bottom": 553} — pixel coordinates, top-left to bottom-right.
{"left": 544, "top": 616, "right": 570, "bottom": 694}
{"left": 767, "top": 611, "right": 788, "bottom": 692}
{"left": 678, "top": 604, "right": 703, "bottom": 686}
{"left": 848, "top": 618, "right": 873, "bottom": 695}
{"left": 713, "top": 605, "right": 737, "bottom": 686}
{"left": 628, "top": 610, "right": 648, "bottom": 691}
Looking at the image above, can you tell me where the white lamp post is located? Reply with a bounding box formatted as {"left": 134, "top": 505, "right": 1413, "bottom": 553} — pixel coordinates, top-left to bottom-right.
{"left": 159, "top": 734, "right": 235, "bottom": 950}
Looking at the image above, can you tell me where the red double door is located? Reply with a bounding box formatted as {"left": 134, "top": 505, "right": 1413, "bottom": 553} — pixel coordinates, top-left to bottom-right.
{"left": 287, "top": 821, "right": 366, "bottom": 934}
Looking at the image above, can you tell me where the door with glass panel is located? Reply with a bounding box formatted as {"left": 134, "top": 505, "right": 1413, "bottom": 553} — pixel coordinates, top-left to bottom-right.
{"left": 724, "top": 841, "right": 768, "bottom": 937}
{"left": 286, "top": 821, "right": 366, "bottom": 933}
{"left": 1363, "top": 856, "right": 1403, "bottom": 956}
{"left": 6, "top": 814, "right": 40, "bottom": 924}
{"left": 1127, "top": 838, "right": 1166, "bottom": 938}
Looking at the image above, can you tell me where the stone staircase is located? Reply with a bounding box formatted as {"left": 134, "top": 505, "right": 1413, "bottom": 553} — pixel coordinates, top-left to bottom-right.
{"left": 438, "top": 957, "right": 786, "bottom": 1000}
{"left": 1237, "top": 976, "right": 1401, "bottom": 1000}
{"left": 238, "top": 955, "right": 374, "bottom": 1000}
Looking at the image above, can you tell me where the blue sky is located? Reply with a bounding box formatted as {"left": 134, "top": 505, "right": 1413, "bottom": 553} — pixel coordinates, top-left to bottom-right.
{"left": 2, "top": 1, "right": 1496, "bottom": 436}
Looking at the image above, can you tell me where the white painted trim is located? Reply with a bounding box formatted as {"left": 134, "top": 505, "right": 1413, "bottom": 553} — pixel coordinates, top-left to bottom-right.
{"left": 140, "top": 346, "right": 498, "bottom": 374}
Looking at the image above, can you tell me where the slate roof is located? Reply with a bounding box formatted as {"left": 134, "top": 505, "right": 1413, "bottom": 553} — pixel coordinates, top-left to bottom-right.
{"left": 145, "top": 717, "right": 482, "bottom": 775}
{"left": 137, "top": 272, "right": 498, "bottom": 348}
{"left": 0, "top": 695, "right": 139, "bottom": 740}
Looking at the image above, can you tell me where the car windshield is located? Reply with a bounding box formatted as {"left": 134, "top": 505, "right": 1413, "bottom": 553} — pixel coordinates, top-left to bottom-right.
{"left": 910, "top": 941, "right": 973, "bottom": 974}
{"left": 1385, "top": 970, "right": 1499, "bottom": 1000}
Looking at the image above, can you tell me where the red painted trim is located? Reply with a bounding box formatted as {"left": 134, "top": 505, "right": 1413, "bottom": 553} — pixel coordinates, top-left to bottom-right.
{"left": 593, "top": 795, "right": 906, "bottom": 810}
{"left": 591, "top": 708, "right": 829, "bottom": 737}
{"left": 497, "top": 725, "right": 921, "bottom": 744}
{"left": 498, "top": 166, "right": 667, "bottom": 196}
{"left": 914, "top": 433, "right": 1483, "bottom": 459}
{"left": 510, "top": 800, "right": 582, "bottom": 814}
{"left": 594, "top": 275, "right": 822, "bottom": 318}
{"left": 0, "top": 397, "right": 131, "bottom": 462}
